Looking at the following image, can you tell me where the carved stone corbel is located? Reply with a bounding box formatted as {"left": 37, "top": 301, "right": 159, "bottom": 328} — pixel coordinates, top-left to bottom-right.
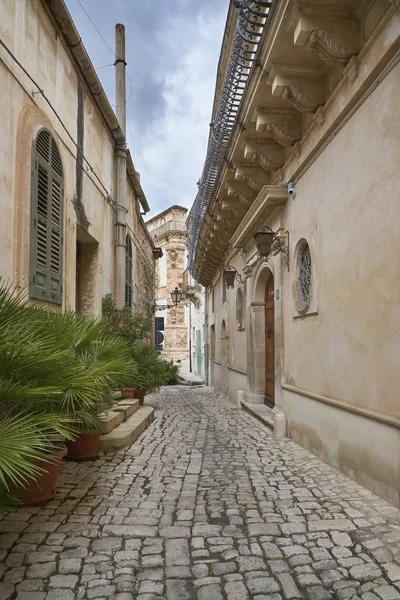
{"left": 244, "top": 141, "right": 283, "bottom": 171}
{"left": 305, "top": 30, "right": 354, "bottom": 67}
{"left": 264, "top": 123, "right": 300, "bottom": 145}
{"left": 282, "top": 86, "right": 322, "bottom": 114}
{"left": 237, "top": 173, "right": 263, "bottom": 191}
{"left": 220, "top": 202, "right": 242, "bottom": 219}
{"left": 230, "top": 191, "right": 252, "bottom": 208}
{"left": 234, "top": 166, "right": 270, "bottom": 191}
{"left": 251, "top": 150, "right": 281, "bottom": 172}
{"left": 209, "top": 227, "right": 232, "bottom": 242}
{"left": 256, "top": 109, "right": 301, "bottom": 145}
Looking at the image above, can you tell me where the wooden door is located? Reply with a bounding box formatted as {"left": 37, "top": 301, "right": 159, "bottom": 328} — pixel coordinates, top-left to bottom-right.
{"left": 265, "top": 274, "right": 275, "bottom": 407}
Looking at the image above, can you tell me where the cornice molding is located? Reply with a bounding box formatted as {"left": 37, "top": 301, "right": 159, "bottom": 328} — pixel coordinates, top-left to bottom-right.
{"left": 230, "top": 184, "right": 288, "bottom": 248}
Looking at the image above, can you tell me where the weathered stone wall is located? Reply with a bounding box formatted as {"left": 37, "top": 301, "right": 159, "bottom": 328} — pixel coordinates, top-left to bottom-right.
{"left": 0, "top": 0, "right": 156, "bottom": 317}
{"left": 147, "top": 207, "right": 188, "bottom": 365}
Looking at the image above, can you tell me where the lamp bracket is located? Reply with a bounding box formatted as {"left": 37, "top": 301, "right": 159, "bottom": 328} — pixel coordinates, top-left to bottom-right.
{"left": 154, "top": 304, "right": 177, "bottom": 311}
{"left": 226, "top": 266, "right": 246, "bottom": 287}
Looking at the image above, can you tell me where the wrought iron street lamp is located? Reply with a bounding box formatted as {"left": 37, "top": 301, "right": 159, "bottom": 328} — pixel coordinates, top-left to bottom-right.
{"left": 170, "top": 287, "right": 182, "bottom": 306}
{"left": 223, "top": 266, "right": 246, "bottom": 289}
{"left": 154, "top": 287, "right": 183, "bottom": 311}
{"left": 254, "top": 227, "right": 289, "bottom": 270}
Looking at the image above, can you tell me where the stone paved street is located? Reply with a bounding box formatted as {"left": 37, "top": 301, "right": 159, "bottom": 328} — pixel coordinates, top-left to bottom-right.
{"left": 1, "top": 386, "right": 400, "bottom": 600}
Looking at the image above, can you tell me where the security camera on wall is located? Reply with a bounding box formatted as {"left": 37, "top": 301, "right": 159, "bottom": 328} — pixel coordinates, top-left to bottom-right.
{"left": 287, "top": 182, "right": 296, "bottom": 197}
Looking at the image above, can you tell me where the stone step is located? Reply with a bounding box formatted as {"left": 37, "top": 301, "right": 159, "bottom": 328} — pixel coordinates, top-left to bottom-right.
{"left": 115, "top": 398, "right": 140, "bottom": 418}
{"left": 100, "top": 400, "right": 140, "bottom": 434}
{"left": 178, "top": 372, "right": 204, "bottom": 386}
{"left": 99, "top": 406, "right": 155, "bottom": 452}
{"left": 241, "top": 401, "right": 274, "bottom": 430}
{"left": 100, "top": 410, "right": 124, "bottom": 434}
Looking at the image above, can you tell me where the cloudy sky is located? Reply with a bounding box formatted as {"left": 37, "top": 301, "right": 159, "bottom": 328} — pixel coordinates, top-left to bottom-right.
{"left": 64, "top": 0, "right": 228, "bottom": 218}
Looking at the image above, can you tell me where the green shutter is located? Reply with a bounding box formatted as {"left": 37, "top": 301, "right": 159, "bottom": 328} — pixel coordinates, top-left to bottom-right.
{"left": 30, "top": 129, "right": 63, "bottom": 305}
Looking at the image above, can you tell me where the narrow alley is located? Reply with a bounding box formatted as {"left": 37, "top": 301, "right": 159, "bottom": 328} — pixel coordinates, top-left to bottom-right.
{"left": 1, "top": 387, "right": 400, "bottom": 600}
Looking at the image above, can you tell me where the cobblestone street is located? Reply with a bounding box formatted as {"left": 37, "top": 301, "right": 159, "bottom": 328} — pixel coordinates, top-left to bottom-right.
{"left": 1, "top": 386, "right": 400, "bottom": 600}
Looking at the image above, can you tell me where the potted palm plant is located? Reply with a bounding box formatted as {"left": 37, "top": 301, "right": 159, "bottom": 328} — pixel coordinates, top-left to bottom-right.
{"left": 0, "top": 282, "right": 75, "bottom": 507}
{"left": 0, "top": 282, "right": 138, "bottom": 506}
{"left": 126, "top": 344, "right": 179, "bottom": 405}
{"left": 33, "top": 311, "right": 137, "bottom": 461}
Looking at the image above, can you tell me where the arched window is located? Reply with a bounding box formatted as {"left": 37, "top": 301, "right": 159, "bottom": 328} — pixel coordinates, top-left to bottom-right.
{"left": 30, "top": 129, "right": 64, "bottom": 304}
{"left": 125, "top": 234, "right": 133, "bottom": 308}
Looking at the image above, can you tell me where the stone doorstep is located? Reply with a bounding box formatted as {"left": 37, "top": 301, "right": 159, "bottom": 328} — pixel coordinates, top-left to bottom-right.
{"left": 99, "top": 400, "right": 140, "bottom": 434}
{"left": 241, "top": 401, "right": 275, "bottom": 430}
{"left": 99, "top": 406, "right": 155, "bottom": 451}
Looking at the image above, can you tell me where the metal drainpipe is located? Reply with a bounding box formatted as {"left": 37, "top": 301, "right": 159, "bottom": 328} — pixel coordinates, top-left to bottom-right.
{"left": 114, "top": 24, "right": 127, "bottom": 309}
{"left": 204, "top": 286, "right": 209, "bottom": 386}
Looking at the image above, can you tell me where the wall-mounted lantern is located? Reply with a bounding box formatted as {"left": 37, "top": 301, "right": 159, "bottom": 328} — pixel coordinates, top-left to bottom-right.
{"left": 223, "top": 266, "right": 246, "bottom": 289}
{"left": 254, "top": 227, "right": 289, "bottom": 270}
{"left": 154, "top": 287, "right": 183, "bottom": 311}
{"left": 170, "top": 286, "right": 182, "bottom": 306}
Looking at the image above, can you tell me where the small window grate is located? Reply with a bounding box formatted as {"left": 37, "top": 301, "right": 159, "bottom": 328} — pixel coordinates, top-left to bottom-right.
{"left": 299, "top": 244, "right": 312, "bottom": 303}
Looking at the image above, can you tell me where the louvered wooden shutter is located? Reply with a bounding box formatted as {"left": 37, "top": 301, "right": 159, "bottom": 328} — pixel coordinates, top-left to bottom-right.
{"left": 125, "top": 235, "right": 133, "bottom": 309}
{"left": 30, "top": 129, "right": 63, "bottom": 305}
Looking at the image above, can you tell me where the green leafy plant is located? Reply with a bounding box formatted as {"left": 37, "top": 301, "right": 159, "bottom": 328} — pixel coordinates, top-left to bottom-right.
{"left": 126, "top": 344, "right": 177, "bottom": 395}
{"left": 31, "top": 310, "right": 138, "bottom": 432}
{"left": 102, "top": 294, "right": 152, "bottom": 345}
{"left": 0, "top": 282, "right": 137, "bottom": 509}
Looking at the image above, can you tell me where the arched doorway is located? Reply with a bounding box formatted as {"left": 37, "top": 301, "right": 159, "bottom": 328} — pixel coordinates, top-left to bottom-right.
{"left": 265, "top": 273, "right": 275, "bottom": 407}
{"left": 221, "top": 320, "right": 228, "bottom": 391}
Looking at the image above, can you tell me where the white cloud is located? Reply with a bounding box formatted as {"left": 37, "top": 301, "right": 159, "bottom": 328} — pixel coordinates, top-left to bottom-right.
{"left": 64, "top": 0, "right": 228, "bottom": 218}
{"left": 138, "top": 12, "right": 226, "bottom": 215}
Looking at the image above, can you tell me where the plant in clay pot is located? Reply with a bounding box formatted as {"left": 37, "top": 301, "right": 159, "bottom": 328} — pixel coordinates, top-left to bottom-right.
{"left": 35, "top": 311, "right": 137, "bottom": 461}
{"left": 0, "top": 283, "right": 75, "bottom": 508}
{"left": 0, "top": 283, "right": 137, "bottom": 508}
{"left": 127, "top": 344, "right": 179, "bottom": 405}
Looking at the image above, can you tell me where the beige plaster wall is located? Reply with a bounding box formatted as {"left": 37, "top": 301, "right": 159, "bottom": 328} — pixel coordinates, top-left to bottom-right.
{"left": 284, "top": 388, "right": 400, "bottom": 507}
{"left": 282, "top": 60, "right": 400, "bottom": 419}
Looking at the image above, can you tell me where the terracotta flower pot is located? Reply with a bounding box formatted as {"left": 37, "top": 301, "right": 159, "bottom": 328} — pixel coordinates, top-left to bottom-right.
{"left": 66, "top": 431, "right": 101, "bottom": 461}
{"left": 121, "top": 387, "right": 135, "bottom": 398}
{"left": 134, "top": 389, "right": 146, "bottom": 406}
{"left": 23, "top": 446, "right": 67, "bottom": 505}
